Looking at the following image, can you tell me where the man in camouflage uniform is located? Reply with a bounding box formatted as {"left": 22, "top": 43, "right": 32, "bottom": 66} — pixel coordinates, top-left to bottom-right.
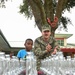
{"left": 33, "top": 24, "right": 60, "bottom": 72}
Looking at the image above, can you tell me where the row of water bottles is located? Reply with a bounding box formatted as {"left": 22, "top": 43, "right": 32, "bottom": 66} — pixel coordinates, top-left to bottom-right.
{"left": 40, "top": 51, "right": 75, "bottom": 75}
{"left": 26, "top": 52, "right": 37, "bottom": 75}
{"left": 0, "top": 51, "right": 37, "bottom": 75}
{"left": 0, "top": 51, "right": 25, "bottom": 75}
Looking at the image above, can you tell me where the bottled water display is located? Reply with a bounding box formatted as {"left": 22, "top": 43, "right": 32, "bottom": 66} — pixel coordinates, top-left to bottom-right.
{"left": 0, "top": 51, "right": 37, "bottom": 75}
{"left": 0, "top": 52, "right": 25, "bottom": 75}
{"left": 26, "top": 52, "right": 37, "bottom": 75}
{"left": 40, "top": 51, "right": 75, "bottom": 75}
{"left": 1, "top": 51, "right": 75, "bottom": 75}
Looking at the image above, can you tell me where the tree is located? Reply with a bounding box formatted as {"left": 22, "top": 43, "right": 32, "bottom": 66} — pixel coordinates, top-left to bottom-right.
{"left": 1, "top": 0, "right": 75, "bottom": 36}
{"left": 19, "top": 0, "right": 75, "bottom": 36}
{"left": 0, "top": 0, "right": 7, "bottom": 8}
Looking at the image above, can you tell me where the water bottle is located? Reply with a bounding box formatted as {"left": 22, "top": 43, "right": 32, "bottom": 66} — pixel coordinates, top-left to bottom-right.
{"left": 26, "top": 52, "right": 37, "bottom": 75}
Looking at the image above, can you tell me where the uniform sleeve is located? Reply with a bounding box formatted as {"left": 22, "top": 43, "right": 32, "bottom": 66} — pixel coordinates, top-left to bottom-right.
{"left": 53, "top": 38, "right": 60, "bottom": 51}
{"left": 17, "top": 50, "right": 21, "bottom": 58}
{"left": 33, "top": 40, "right": 47, "bottom": 59}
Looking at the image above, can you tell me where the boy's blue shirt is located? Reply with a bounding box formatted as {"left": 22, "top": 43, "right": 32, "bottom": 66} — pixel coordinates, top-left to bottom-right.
{"left": 17, "top": 49, "right": 28, "bottom": 58}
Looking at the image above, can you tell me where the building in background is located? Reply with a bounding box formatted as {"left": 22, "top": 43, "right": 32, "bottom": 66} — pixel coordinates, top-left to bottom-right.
{"left": 55, "top": 34, "right": 75, "bottom": 57}
{"left": 55, "top": 34, "right": 73, "bottom": 47}
{"left": 0, "top": 30, "right": 24, "bottom": 55}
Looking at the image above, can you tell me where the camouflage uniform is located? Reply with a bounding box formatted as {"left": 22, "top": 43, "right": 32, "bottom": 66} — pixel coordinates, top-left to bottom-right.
{"left": 33, "top": 36, "right": 60, "bottom": 71}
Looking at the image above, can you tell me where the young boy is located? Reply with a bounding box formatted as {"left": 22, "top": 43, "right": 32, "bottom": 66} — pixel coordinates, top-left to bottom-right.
{"left": 17, "top": 38, "right": 33, "bottom": 75}
{"left": 18, "top": 38, "right": 44, "bottom": 75}
{"left": 17, "top": 38, "right": 33, "bottom": 60}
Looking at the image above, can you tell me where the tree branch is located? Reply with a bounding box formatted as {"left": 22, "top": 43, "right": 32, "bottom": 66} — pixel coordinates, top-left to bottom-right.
{"left": 44, "top": 0, "right": 54, "bottom": 22}
{"left": 28, "top": 0, "right": 43, "bottom": 31}
{"left": 55, "top": 0, "right": 68, "bottom": 19}
{"left": 33, "top": 0, "right": 47, "bottom": 25}
{"left": 62, "top": 0, "right": 68, "bottom": 10}
{"left": 55, "top": 0, "right": 68, "bottom": 28}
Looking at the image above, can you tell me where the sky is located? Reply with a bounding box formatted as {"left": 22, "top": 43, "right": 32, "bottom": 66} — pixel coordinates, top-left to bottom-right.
{"left": 0, "top": 0, "right": 75, "bottom": 47}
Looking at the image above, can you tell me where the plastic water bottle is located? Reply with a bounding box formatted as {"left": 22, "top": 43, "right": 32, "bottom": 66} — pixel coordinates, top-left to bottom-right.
{"left": 26, "top": 52, "right": 37, "bottom": 75}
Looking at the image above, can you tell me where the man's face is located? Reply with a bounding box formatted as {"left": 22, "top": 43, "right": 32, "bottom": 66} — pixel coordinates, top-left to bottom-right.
{"left": 42, "top": 30, "right": 51, "bottom": 39}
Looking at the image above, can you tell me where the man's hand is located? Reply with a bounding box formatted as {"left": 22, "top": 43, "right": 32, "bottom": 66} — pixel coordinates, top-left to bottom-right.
{"left": 51, "top": 46, "right": 58, "bottom": 55}
{"left": 51, "top": 48, "right": 57, "bottom": 55}
{"left": 46, "top": 43, "right": 52, "bottom": 52}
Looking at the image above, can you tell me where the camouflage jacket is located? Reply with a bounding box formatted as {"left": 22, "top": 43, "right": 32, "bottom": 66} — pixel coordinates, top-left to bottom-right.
{"left": 33, "top": 36, "right": 60, "bottom": 71}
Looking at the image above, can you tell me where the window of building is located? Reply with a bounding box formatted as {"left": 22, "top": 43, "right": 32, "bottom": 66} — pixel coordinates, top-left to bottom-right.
{"left": 57, "top": 40, "right": 64, "bottom": 46}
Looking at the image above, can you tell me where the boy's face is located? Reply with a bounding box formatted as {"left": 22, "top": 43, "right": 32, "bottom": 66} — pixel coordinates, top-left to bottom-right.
{"left": 24, "top": 40, "right": 33, "bottom": 51}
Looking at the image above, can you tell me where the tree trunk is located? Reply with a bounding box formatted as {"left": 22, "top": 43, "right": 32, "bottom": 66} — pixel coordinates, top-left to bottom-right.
{"left": 28, "top": 0, "right": 68, "bottom": 36}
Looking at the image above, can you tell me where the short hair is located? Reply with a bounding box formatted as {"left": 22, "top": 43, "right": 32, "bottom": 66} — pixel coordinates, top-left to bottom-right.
{"left": 25, "top": 38, "right": 33, "bottom": 44}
